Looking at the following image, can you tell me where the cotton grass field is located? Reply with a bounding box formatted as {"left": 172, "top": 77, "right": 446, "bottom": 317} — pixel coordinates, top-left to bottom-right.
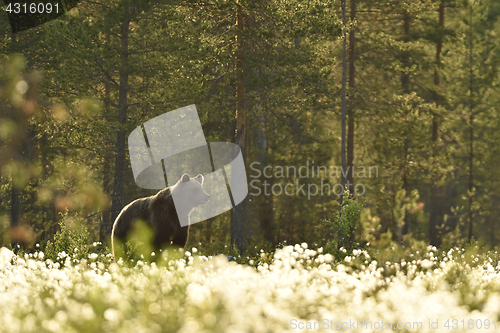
{"left": 1, "top": 243, "right": 500, "bottom": 333}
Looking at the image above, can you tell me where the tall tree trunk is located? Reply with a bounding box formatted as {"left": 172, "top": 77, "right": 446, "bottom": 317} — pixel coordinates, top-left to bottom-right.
{"left": 400, "top": 11, "right": 411, "bottom": 241}
{"left": 429, "top": 2, "right": 445, "bottom": 246}
{"left": 111, "top": 3, "right": 131, "bottom": 223}
{"left": 255, "top": 113, "right": 275, "bottom": 245}
{"left": 346, "top": 0, "right": 356, "bottom": 196}
{"left": 231, "top": 2, "right": 246, "bottom": 254}
{"left": 101, "top": 82, "right": 113, "bottom": 242}
{"left": 468, "top": 4, "right": 474, "bottom": 243}
{"left": 8, "top": 31, "right": 19, "bottom": 249}
{"left": 100, "top": 29, "right": 113, "bottom": 242}
{"left": 338, "top": 0, "right": 348, "bottom": 249}
{"left": 340, "top": 0, "right": 347, "bottom": 196}
{"left": 346, "top": 0, "right": 356, "bottom": 247}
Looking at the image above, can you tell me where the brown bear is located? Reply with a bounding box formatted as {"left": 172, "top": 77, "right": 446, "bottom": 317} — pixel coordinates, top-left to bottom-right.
{"left": 111, "top": 173, "right": 210, "bottom": 258}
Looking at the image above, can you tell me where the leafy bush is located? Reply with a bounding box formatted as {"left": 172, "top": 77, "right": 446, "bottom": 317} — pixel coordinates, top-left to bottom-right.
{"left": 324, "top": 190, "right": 363, "bottom": 256}
{"left": 43, "top": 213, "right": 91, "bottom": 263}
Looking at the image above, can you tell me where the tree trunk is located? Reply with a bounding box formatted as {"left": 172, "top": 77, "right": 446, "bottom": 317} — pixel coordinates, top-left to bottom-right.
{"left": 255, "top": 114, "right": 275, "bottom": 245}
{"left": 338, "top": 0, "right": 348, "bottom": 249}
{"left": 340, "top": 0, "right": 347, "bottom": 196}
{"left": 401, "top": 139, "right": 409, "bottom": 240}
{"left": 10, "top": 185, "right": 19, "bottom": 249}
{"left": 400, "top": 11, "right": 411, "bottom": 241}
{"left": 8, "top": 30, "right": 19, "bottom": 249}
{"left": 429, "top": 2, "right": 445, "bottom": 246}
{"left": 101, "top": 30, "right": 113, "bottom": 242}
{"left": 347, "top": 0, "right": 356, "bottom": 196}
{"left": 111, "top": 3, "right": 131, "bottom": 223}
{"left": 101, "top": 123, "right": 113, "bottom": 240}
{"left": 401, "top": 12, "right": 410, "bottom": 94}
{"left": 346, "top": 0, "right": 356, "bottom": 247}
{"left": 491, "top": 196, "right": 497, "bottom": 247}
{"left": 231, "top": 2, "right": 246, "bottom": 255}
{"left": 468, "top": 4, "right": 474, "bottom": 243}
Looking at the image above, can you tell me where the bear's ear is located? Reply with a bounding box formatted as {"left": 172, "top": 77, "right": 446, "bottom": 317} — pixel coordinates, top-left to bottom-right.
{"left": 194, "top": 174, "right": 204, "bottom": 185}
{"left": 180, "top": 173, "right": 191, "bottom": 183}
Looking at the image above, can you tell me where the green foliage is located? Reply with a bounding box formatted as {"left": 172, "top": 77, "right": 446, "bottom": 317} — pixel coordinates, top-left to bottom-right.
{"left": 43, "top": 213, "right": 91, "bottom": 263}
{"left": 359, "top": 208, "right": 382, "bottom": 246}
{"left": 324, "top": 190, "right": 363, "bottom": 255}
{"left": 392, "top": 188, "right": 423, "bottom": 242}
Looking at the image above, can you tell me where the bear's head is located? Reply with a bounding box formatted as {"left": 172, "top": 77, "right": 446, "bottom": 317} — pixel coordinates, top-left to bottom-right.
{"left": 171, "top": 173, "right": 210, "bottom": 220}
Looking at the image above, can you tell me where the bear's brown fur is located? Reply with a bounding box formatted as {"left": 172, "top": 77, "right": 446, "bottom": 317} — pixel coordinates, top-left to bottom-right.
{"left": 111, "top": 173, "right": 210, "bottom": 257}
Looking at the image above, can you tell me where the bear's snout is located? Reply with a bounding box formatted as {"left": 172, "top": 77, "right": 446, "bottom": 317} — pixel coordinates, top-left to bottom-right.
{"left": 203, "top": 193, "right": 211, "bottom": 204}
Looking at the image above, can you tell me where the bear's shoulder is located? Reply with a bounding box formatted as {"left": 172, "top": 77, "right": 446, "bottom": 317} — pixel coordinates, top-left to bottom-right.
{"left": 151, "top": 187, "right": 175, "bottom": 208}
{"left": 154, "top": 187, "right": 172, "bottom": 200}
{"left": 150, "top": 186, "right": 177, "bottom": 217}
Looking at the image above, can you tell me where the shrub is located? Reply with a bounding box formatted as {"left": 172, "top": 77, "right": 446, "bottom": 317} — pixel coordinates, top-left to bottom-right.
{"left": 43, "top": 213, "right": 90, "bottom": 263}
{"left": 324, "top": 190, "right": 363, "bottom": 256}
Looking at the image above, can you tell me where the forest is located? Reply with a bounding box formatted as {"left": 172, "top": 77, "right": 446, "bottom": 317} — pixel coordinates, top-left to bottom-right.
{"left": 2, "top": 0, "right": 500, "bottom": 332}
{"left": 2, "top": 0, "right": 500, "bottom": 254}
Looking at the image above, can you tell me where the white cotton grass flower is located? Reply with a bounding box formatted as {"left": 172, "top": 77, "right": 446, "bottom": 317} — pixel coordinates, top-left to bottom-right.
{"left": 324, "top": 254, "right": 334, "bottom": 263}
{"left": 1, "top": 244, "right": 500, "bottom": 332}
